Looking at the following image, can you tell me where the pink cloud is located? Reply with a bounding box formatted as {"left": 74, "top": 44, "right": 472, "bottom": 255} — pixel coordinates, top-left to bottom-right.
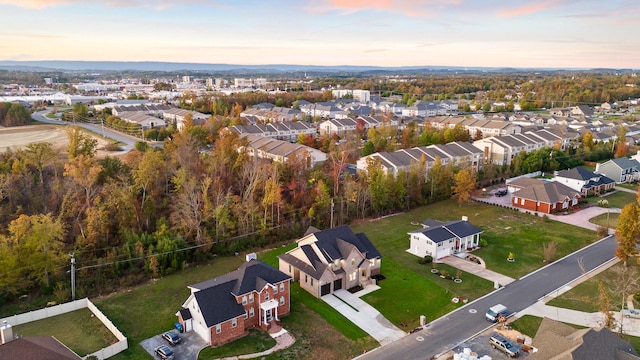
{"left": 0, "top": 0, "right": 214, "bottom": 9}
{"left": 321, "top": 0, "right": 462, "bottom": 17}
{"left": 497, "top": 0, "right": 567, "bottom": 17}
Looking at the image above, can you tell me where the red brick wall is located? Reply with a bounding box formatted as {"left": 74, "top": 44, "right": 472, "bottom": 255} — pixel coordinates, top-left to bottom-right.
{"left": 513, "top": 198, "right": 552, "bottom": 214}
{"left": 236, "top": 280, "right": 291, "bottom": 330}
{"left": 209, "top": 316, "right": 247, "bottom": 347}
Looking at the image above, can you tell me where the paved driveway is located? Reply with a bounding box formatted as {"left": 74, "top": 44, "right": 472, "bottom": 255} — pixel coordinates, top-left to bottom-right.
{"left": 322, "top": 287, "right": 406, "bottom": 346}
{"left": 140, "top": 331, "right": 206, "bottom": 360}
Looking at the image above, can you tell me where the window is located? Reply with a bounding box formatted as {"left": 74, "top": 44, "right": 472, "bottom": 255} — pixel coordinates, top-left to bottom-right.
{"left": 288, "top": 264, "right": 291, "bottom": 273}
{"left": 351, "top": 258, "right": 355, "bottom": 266}
{"left": 311, "top": 278, "right": 314, "bottom": 286}
{"left": 232, "top": 318, "right": 237, "bottom": 328}
{"left": 216, "top": 324, "right": 221, "bottom": 334}
{"left": 244, "top": 311, "right": 248, "bottom": 319}
{"left": 265, "top": 292, "right": 269, "bottom": 300}
{"left": 249, "top": 308, "right": 255, "bottom": 317}
{"left": 370, "top": 259, "right": 375, "bottom": 266}
{"left": 349, "top": 272, "right": 356, "bottom": 281}
{"left": 249, "top": 294, "right": 254, "bottom": 303}
{"left": 305, "top": 274, "right": 308, "bottom": 283}
{"left": 280, "top": 283, "right": 285, "bottom": 292}
{"left": 242, "top": 296, "right": 247, "bottom": 305}
{"left": 280, "top": 296, "right": 285, "bottom": 305}
{"left": 274, "top": 285, "right": 278, "bottom": 294}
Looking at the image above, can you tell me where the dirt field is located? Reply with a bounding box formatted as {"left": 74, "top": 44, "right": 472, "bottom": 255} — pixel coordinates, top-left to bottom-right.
{"left": 0, "top": 124, "right": 112, "bottom": 156}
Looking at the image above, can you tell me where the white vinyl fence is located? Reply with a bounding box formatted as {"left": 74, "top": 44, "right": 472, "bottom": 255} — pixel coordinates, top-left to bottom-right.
{"left": 0, "top": 298, "right": 128, "bottom": 360}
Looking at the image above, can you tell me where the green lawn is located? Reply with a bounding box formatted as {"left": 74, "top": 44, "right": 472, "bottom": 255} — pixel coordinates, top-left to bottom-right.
{"left": 589, "top": 212, "right": 620, "bottom": 229}
{"left": 583, "top": 190, "right": 636, "bottom": 209}
{"left": 361, "top": 259, "right": 465, "bottom": 330}
{"left": 198, "top": 329, "right": 275, "bottom": 359}
{"left": 618, "top": 183, "right": 639, "bottom": 191}
{"left": 13, "top": 308, "right": 117, "bottom": 356}
{"left": 351, "top": 199, "right": 599, "bottom": 280}
{"left": 547, "top": 261, "right": 640, "bottom": 312}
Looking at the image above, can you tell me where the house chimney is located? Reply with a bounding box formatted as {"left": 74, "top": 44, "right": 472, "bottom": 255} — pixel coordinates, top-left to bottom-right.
{"left": 245, "top": 253, "right": 257, "bottom": 262}
{"left": 461, "top": 216, "right": 468, "bottom": 222}
{"left": 1, "top": 321, "right": 13, "bottom": 344}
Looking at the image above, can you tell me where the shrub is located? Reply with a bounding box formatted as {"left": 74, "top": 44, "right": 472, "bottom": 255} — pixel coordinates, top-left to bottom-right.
{"left": 479, "top": 239, "right": 488, "bottom": 247}
{"left": 103, "top": 142, "right": 122, "bottom": 152}
{"left": 421, "top": 255, "right": 433, "bottom": 264}
{"left": 596, "top": 225, "right": 609, "bottom": 238}
{"left": 135, "top": 141, "right": 149, "bottom": 152}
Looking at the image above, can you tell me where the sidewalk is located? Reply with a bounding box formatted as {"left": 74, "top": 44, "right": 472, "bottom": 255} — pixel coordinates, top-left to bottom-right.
{"left": 520, "top": 301, "right": 640, "bottom": 337}
{"left": 321, "top": 287, "right": 406, "bottom": 346}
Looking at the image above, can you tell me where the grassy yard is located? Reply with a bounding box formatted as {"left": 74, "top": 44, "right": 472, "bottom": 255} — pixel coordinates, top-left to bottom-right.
{"left": 351, "top": 199, "right": 599, "bottom": 280}
{"left": 582, "top": 190, "right": 636, "bottom": 209}
{"left": 198, "top": 329, "right": 275, "bottom": 359}
{"left": 13, "top": 308, "right": 117, "bottom": 356}
{"left": 589, "top": 212, "right": 620, "bottom": 229}
{"left": 618, "top": 183, "right": 639, "bottom": 191}
{"left": 547, "top": 261, "right": 640, "bottom": 313}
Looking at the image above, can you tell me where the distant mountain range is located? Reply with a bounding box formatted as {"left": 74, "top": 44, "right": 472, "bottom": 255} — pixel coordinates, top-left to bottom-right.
{"left": 0, "top": 60, "right": 608, "bottom": 74}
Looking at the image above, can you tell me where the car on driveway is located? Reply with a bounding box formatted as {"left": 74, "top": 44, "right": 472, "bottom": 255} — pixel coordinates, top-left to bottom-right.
{"left": 162, "top": 331, "right": 181, "bottom": 346}
{"left": 154, "top": 345, "right": 175, "bottom": 360}
{"left": 622, "top": 309, "right": 640, "bottom": 319}
{"left": 489, "top": 333, "right": 519, "bottom": 357}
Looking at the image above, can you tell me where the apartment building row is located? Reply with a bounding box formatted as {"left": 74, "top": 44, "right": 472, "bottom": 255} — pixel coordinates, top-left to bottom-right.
{"left": 356, "top": 141, "right": 483, "bottom": 177}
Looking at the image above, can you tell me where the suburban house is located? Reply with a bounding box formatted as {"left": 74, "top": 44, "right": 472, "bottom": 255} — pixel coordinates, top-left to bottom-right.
{"left": 177, "top": 259, "right": 292, "bottom": 347}
{"left": 529, "top": 317, "right": 639, "bottom": 360}
{"left": 595, "top": 157, "right": 640, "bottom": 183}
{"left": 509, "top": 179, "right": 581, "bottom": 214}
{"left": 117, "top": 111, "right": 167, "bottom": 129}
{"left": 552, "top": 167, "right": 615, "bottom": 196}
{"left": 278, "top": 226, "right": 382, "bottom": 298}
{"left": 407, "top": 217, "right": 483, "bottom": 260}
{"left": 0, "top": 335, "right": 82, "bottom": 360}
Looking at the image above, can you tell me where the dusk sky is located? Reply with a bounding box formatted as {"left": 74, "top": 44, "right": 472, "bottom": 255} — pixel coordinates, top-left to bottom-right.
{"left": 1, "top": 0, "right": 639, "bottom": 69}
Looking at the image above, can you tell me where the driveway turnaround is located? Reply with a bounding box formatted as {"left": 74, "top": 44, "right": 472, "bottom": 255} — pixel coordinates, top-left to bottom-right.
{"left": 439, "top": 255, "right": 515, "bottom": 287}
{"left": 322, "top": 287, "right": 406, "bottom": 346}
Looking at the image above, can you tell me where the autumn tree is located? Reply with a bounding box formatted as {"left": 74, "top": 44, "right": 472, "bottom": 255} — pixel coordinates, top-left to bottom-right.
{"left": 583, "top": 131, "right": 594, "bottom": 150}
{"left": 452, "top": 168, "right": 475, "bottom": 205}
{"left": 615, "top": 202, "right": 640, "bottom": 266}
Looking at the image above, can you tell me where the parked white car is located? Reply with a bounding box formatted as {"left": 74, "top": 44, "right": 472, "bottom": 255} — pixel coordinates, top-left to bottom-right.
{"left": 622, "top": 309, "right": 640, "bottom": 319}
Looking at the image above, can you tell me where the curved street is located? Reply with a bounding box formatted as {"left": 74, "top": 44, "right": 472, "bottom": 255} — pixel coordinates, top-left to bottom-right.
{"left": 358, "top": 234, "right": 618, "bottom": 360}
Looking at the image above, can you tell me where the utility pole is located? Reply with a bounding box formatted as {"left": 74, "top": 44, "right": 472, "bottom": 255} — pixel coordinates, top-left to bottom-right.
{"left": 330, "top": 198, "right": 335, "bottom": 229}
{"left": 70, "top": 253, "right": 76, "bottom": 300}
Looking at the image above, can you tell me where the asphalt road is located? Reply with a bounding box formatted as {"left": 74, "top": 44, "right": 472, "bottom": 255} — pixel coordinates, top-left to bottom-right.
{"left": 31, "top": 109, "right": 140, "bottom": 153}
{"left": 358, "top": 235, "right": 618, "bottom": 360}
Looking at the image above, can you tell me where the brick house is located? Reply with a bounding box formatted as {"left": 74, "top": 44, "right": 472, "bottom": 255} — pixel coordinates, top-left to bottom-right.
{"left": 177, "top": 259, "right": 291, "bottom": 347}
{"left": 510, "top": 179, "right": 581, "bottom": 214}
{"left": 278, "top": 226, "right": 382, "bottom": 298}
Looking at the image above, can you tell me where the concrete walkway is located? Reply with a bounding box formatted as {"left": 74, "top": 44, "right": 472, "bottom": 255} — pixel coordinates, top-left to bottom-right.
{"left": 216, "top": 328, "right": 296, "bottom": 360}
{"left": 439, "top": 255, "right": 515, "bottom": 286}
{"left": 321, "top": 287, "right": 406, "bottom": 346}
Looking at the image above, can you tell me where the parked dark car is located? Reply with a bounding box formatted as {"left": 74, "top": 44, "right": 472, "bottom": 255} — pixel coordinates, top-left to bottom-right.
{"left": 494, "top": 189, "right": 508, "bottom": 197}
{"left": 162, "top": 331, "right": 180, "bottom": 346}
{"left": 155, "top": 345, "right": 175, "bottom": 360}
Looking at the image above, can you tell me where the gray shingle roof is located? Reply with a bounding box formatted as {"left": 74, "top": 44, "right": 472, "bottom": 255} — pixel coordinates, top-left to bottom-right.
{"left": 188, "top": 260, "right": 291, "bottom": 327}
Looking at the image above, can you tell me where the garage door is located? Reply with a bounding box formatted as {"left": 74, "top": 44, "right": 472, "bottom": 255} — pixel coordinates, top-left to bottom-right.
{"left": 333, "top": 279, "right": 342, "bottom": 291}
{"left": 320, "top": 283, "right": 331, "bottom": 296}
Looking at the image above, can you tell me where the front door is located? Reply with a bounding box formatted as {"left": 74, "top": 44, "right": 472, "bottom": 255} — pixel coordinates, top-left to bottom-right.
{"left": 265, "top": 309, "right": 272, "bottom": 322}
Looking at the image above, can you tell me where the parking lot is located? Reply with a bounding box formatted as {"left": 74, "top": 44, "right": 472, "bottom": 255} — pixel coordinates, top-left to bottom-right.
{"left": 140, "top": 330, "right": 206, "bottom": 360}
